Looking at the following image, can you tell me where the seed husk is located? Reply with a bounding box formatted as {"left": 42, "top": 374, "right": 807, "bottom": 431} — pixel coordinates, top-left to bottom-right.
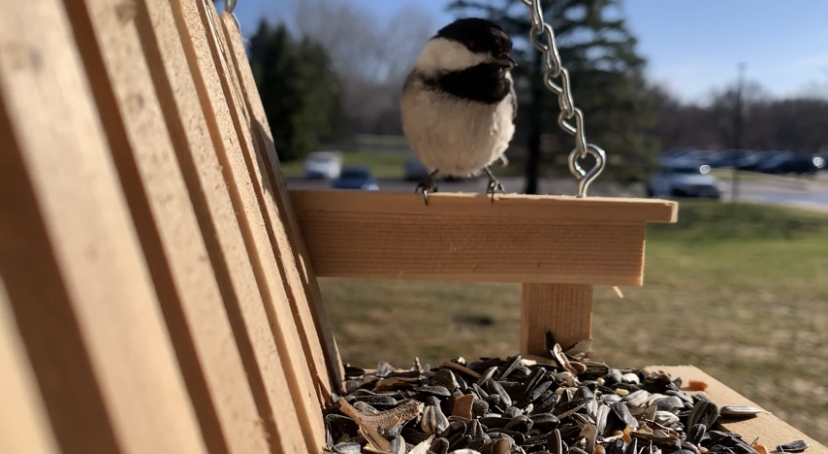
{"left": 775, "top": 440, "right": 809, "bottom": 453}
{"left": 720, "top": 406, "right": 763, "bottom": 419}
{"left": 323, "top": 350, "right": 770, "bottom": 454}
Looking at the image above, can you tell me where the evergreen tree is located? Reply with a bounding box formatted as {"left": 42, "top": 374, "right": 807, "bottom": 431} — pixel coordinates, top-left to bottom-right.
{"left": 247, "top": 19, "right": 343, "bottom": 161}
{"left": 447, "top": 0, "right": 661, "bottom": 191}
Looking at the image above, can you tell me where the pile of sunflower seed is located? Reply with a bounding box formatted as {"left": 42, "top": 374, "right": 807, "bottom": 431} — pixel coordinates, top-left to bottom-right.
{"left": 322, "top": 342, "right": 809, "bottom": 454}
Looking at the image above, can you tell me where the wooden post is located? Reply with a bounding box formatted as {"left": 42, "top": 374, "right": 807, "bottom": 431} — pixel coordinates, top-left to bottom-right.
{"left": 520, "top": 283, "right": 593, "bottom": 355}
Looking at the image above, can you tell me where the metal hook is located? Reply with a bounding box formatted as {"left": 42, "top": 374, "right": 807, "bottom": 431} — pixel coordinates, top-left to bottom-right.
{"left": 224, "top": 0, "right": 237, "bottom": 14}
{"left": 568, "top": 143, "right": 606, "bottom": 198}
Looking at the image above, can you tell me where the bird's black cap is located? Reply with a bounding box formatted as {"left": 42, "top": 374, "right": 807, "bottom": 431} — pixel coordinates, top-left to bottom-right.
{"left": 434, "top": 17, "right": 512, "bottom": 56}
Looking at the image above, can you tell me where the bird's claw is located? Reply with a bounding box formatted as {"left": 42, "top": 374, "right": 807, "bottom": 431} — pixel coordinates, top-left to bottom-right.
{"left": 415, "top": 170, "right": 440, "bottom": 206}
{"left": 483, "top": 167, "right": 504, "bottom": 203}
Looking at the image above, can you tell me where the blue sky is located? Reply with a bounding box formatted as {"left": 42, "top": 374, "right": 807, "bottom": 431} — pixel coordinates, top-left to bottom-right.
{"left": 227, "top": 0, "right": 828, "bottom": 103}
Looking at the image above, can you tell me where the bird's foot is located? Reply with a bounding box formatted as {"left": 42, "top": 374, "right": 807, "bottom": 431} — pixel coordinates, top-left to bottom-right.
{"left": 483, "top": 166, "right": 504, "bottom": 203}
{"left": 415, "top": 170, "right": 440, "bottom": 206}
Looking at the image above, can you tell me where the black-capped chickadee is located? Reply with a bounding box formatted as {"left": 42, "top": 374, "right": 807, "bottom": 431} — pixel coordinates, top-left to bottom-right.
{"left": 401, "top": 17, "right": 518, "bottom": 204}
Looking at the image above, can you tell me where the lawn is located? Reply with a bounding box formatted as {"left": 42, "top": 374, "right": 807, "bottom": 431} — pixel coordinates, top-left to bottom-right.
{"left": 316, "top": 200, "right": 828, "bottom": 445}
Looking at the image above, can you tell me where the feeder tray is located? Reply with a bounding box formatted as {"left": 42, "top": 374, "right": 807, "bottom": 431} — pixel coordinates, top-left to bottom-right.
{"left": 0, "top": 0, "right": 825, "bottom": 454}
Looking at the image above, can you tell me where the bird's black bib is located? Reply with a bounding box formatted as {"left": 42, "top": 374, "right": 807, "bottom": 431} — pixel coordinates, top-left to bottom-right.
{"left": 423, "top": 64, "right": 513, "bottom": 105}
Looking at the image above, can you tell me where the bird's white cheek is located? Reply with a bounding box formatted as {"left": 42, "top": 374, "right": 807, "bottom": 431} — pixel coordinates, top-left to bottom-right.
{"left": 414, "top": 37, "right": 488, "bottom": 73}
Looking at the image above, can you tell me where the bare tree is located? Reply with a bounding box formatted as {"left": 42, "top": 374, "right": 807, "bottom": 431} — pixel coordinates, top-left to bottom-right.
{"left": 287, "top": 0, "right": 435, "bottom": 136}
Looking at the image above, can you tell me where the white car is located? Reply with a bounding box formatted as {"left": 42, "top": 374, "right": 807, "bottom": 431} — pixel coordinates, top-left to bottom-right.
{"left": 646, "top": 163, "right": 721, "bottom": 199}
{"left": 304, "top": 151, "right": 342, "bottom": 180}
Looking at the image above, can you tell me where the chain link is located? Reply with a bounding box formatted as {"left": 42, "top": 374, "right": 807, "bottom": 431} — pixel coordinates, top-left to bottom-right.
{"left": 517, "top": 0, "right": 606, "bottom": 197}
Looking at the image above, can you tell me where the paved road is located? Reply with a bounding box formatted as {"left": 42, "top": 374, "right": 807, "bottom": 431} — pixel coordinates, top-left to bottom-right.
{"left": 285, "top": 172, "right": 828, "bottom": 212}
{"left": 719, "top": 175, "right": 828, "bottom": 212}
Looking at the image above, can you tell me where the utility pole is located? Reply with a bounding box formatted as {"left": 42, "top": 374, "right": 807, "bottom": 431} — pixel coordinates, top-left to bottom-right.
{"left": 731, "top": 62, "right": 746, "bottom": 202}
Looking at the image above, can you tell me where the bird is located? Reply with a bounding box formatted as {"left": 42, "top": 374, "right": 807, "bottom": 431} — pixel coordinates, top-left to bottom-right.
{"left": 400, "top": 17, "right": 518, "bottom": 205}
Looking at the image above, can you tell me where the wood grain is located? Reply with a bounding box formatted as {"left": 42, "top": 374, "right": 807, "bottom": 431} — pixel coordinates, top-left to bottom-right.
{"left": 0, "top": 278, "right": 62, "bottom": 454}
{"left": 645, "top": 366, "right": 827, "bottom": 454}
{"left": 134, "top": 0, "right": 308, "bottom": 452}
{"left": 172, "top": 0, "right": 325, "bottom": 450}
{"left": 220, "top": 8, "right": 344, "bottom": 399}
{"left": 291, "top": 191, "right": 652, "bottom": 285}
{"left": 0, "top": 1, "right": 207, "bottom": 452}
{"left": 521, "top": 284, "right": 593, "bottom": 354}
{"left": 62, "top": 0, "right": 273, "bottom": 453}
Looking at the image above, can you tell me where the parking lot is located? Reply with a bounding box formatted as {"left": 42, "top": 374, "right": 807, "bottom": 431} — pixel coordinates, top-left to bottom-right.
{"left": 285, "top": 171, "right": 828, "bottom": 212}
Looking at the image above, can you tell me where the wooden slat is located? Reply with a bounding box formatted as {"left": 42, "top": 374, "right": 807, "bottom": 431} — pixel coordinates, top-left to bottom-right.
{"left": 171, "top": 0, "right": 325, "bottom": 450}
{"left": 521, "top": 284, "right": 593, "bottom": 354}
{"left": 206, "top": 3, "right": 336, "bottom": 405}
{"left": 61, "top": 0, "right": 274, "bottom": 453}
{"left": 133, "top": 0, "right": 309, "bottom": 453}
{"left": 645, "top": 366, "right": 828, "bottom": 454}
{"left": 291, "top": 191, "right": 653, "bottom": 285}
{"left": 0, "top": 1, "right": 207, "bottom": 452}
{"left": 0, "top": 278, "right": 62, "bottom": 454}
{"left": 220, "top": 8, "right": 344, "bottom": 399}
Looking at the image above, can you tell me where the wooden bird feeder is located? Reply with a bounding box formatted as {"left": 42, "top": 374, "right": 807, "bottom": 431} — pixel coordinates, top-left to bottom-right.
{"left": 0, "top": 1, "right": 825, "bottom": 454}
{"left": 289, "top": 190, "right": 677, "bottom": 354}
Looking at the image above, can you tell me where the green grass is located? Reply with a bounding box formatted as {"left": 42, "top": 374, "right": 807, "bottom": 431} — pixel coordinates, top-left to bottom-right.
{"left": 317, "top": 200, "right": 828, "bottom": 444}
{"left": 280, "top": 150, "right": 414, "bottom": 179}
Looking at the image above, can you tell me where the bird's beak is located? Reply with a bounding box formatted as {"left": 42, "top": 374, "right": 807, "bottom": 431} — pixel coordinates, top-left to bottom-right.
{"left": 494, "top": 54, "right": 517, "bottom": 68}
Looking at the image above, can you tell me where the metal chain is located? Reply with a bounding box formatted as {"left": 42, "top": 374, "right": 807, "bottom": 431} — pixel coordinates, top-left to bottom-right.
{"left": 517, "top": 0, "right": 606, "bottom": 197}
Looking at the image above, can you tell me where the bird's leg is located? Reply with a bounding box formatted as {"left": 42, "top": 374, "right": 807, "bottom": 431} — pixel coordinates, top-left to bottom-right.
{"left": 483, "top": 166, "right": 504, "bottom": 203}
{"left": 415, "top": 169, "right": 440, "bottom": 206}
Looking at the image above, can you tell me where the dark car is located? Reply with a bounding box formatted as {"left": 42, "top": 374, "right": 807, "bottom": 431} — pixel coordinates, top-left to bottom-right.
{"left": 734, "top": 150, "right": 783, "bottom": 172}
{"left": 707, "top": 149, "right": 750, "bottom": 168}
{"left": 757, "top": 152, "right": 825, "bottom": 175}
{"left": 330, "top": 166, "right": 379, "bottom": 191}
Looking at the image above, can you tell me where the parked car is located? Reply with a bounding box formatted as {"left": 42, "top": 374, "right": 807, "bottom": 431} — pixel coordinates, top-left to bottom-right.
{"left": 733, "top": 150, "right": 783, "bottom": 172}
{"left": 658, "top": 149, "right": 714, "bottom": 168}
{"left": 707, "top": 149, "right": 750, "bottom": 168}
{"left": 403, "top": 157, "right": 430, "bottom": 181}
{"left": 303, "top": 151, "right": 342, "bottom": 180}
{"left": 331, "top": 166, "right": 379, "bottom": 191}
{"left": 646, "top": 163, "right": 721, "bottom": 199}
{"left": 757, "top": 152, "right": 826, "bottom": 175}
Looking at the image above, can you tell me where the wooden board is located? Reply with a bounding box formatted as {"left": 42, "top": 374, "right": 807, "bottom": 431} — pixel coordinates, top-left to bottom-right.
{"left": 219, "top": 8, "right": 344, "bottom": 398}
{"left": 171, "top": 0, "right": 325, "bottom": 450}
{"left": 645, "top": 366, "right": 828, "bottom": 454}
{"left": 292, "top": 191, "right": 678, "bottom": 222}
{"left": 133, "top": 0, "right": 309, "bottom": 452}
{"left": 0, "top": 0, "right": 208, "bottom": 452}
{"left": 0, "top": 278, "right": 62, "bottom": 454}
{"left": 62, "top": 0, "right": 274, "bottom": 453}
{"left": 290, "top": 190, "right": 676, "bottom": 285}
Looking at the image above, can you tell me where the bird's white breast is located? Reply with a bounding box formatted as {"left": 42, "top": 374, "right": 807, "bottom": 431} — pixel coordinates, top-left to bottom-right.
{"left": 401, "top": 75, "right": 516, "bottom": 177}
